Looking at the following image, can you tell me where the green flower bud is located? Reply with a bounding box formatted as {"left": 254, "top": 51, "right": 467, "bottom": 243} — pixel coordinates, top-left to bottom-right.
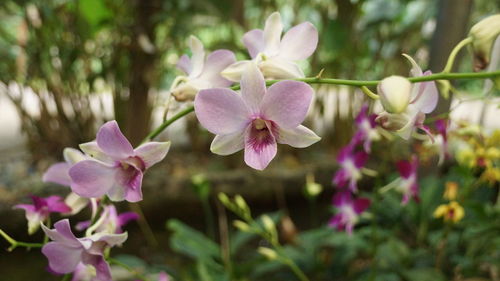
{"left": 378, "top": 76, "right": 412, "bottom": 114}
{"left": 469, "top": 14, "right": 500, "bottom": 71}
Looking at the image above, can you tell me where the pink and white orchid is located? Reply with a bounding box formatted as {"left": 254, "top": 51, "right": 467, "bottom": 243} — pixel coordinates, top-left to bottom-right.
{"left": 41, "top": 219, "right": 127, "bottom": 281}
{"left": 69, "top": 121, "right": 170, "bottom": 202}
{"left": 75, "top": 205, "right": 138, "bottom": 235}
{"left": 328, "top": 191, "right": 370, "bottom": 234}
{"left": 352, "top": 104, "right": 380, "bottom": 153}
{"left": 221, "top": 12, "right": 318, "bottom": 81}
{"left": 14, "top": 195, "right": 71, "bottom": 234}
{"left": 395, "top": 156, "right": 419, "bottom": 205}
{"left": 172, "top": 35, "right": 236, "bottom": 101}
{"left": 194, "top": 63, "right": 320, "bottom": 170}
{"left": 332, "top": 144, "right": 369, "bottom": 193}
{"left": 376, "top": 54, "right": 438, "bottom": 140}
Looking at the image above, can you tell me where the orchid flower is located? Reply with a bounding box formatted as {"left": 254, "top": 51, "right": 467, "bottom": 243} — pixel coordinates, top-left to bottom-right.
{"left": 14, "top": 195, "right": 71, "bottom": 234}
{"left": 352, "top": 104, "right": 380, "bottom": 152}
{"left": 395, "top": 156, "right": 419, "bottom": 205}
{"left": 43, "top": 148, "right": 91, "bottom": 215}
{"left": 172, "top": 35, "right": 236, "bottom": 101}
{"left": 71, "top": 263, "right": 98, "bottom": 281}
{"left": 76, "top": 205, "right": 138, "bottom": 235}
{"left": 332, "top": 144, "right": 369, "bottom": 192}
{"left": 221, "top": 12, "right": 318, "bottom": 81}
{"left": 376, "top": 54, "right": 438, "bottom": 140}
{"left": 41, "top": 219, "right": 127, "bottom": 281}
{"left": 328, "top": 191, "right": 370, "bottom": 234}
{"left": 194, "top": 62, "right": 320, "bottom": 170}
{"left": 69, "top": 121, "right": 171, "bottom": 202}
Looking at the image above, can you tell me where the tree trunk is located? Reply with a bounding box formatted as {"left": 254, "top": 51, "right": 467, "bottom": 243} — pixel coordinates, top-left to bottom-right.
{"left": 428, "top": 0, "right": 474, "bottom": 115}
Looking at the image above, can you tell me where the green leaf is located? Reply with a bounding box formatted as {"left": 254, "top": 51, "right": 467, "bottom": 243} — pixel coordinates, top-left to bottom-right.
{"left": 167, "top": 219, "right": 220, "bottom": 262}
{"left": 79, "top": 0, "right": 111, "bottom": 32}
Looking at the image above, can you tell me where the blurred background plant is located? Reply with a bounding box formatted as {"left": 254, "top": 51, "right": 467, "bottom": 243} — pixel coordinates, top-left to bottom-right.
{"left": 0, "top": 0, "right": 499, "bottom": 280}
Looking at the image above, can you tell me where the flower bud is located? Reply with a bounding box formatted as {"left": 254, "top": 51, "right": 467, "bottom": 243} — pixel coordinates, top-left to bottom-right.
{"left": 469, "top": 14, "right": 500, "bottom": 71}
{"left": 378, "top": 76, "right": 412, "bottom": 113}
{"left": 257, "top": 247, "right": 278, "bottom": 260}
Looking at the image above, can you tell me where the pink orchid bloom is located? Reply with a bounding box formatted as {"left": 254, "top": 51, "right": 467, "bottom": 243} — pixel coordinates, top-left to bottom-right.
{"left": 69, "top": 121, "right": 171, "bottom": 202}
{"left": 14, "top": 195, "right": 71, "bottom": 234}
{"left": 76, "top": 205, "right": 138, "bottom": 235}
{"left": 332, "top": 144, "right": 369, "bottom": 192}
{"left": 173, "top": 35, "right": 236, "bottom": 101}
{"left": 221, "top": 12, "right": 318, "bottom": 81}
{"left": 194, "top": 63, "right": 320, "bottom": 170}
{"left": 352, "top": 104, "right": 380, "bottom": 153}
{"left": 41, "top": 219, "right": 127, "bottom": 281}
{"left": 328, "top": 191, "right": 370, "bottom": 235}
{"left": 395, "top": 156, "right": 419, "bottom": 205}
{"left": 376, "top": 54, "right": 438, "bottom": 140}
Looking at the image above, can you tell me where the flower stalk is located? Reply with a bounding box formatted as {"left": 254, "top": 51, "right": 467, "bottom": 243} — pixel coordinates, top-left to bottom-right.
{"left": 0, "top": 228, "right": 44, "bottom": 251}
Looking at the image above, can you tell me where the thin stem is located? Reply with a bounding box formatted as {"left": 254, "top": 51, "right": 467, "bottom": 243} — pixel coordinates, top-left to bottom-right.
{"left": 0, "top": 228, "right": 44, "bottom": 250}
{"left": 284, "top": 258, "right": 311, "bottom": 281}
{"left": 108, "top": 257, "right": 151, "bottom": 281}
{"left": 128, "top": 202, "right": 158, "bottom": 247}
{"left": 144, "top": 70, "right": 500, "bottom": 142}
{"left": 60, "top": 274, "right": 71, "bottom": 281}
{"left": 361, "top": 86, "right": 380, "bottom": 99}
{"left": 443, "top": 37, "right": 473, "bottom": 73}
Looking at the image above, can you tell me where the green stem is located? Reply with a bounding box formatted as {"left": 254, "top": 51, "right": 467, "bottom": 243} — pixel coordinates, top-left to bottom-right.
{"left": 144, "top": 69, "right": 500, "bottom": 142}
{"left": 284, "top": 258, "right": 311, "bottom": 281}
{"left": 443, "top": 37, "right": 473, "bottom": 73}
{"left": 108, "top": 257, "right": 151, "bottom": 281}
{"left": 60, "top": 274, "right": 71, "bottom": 281}
{"left": 0, "top": 229, "right": 44, "bottom": 250}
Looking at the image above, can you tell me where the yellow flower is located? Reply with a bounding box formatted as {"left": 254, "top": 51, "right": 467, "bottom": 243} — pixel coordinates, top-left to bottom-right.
{"left": 443, "top": 181, "right": 458, "bottom": 201}
{"left": 480, "top": 167, "right": 500, "bottom": 185}
{"left": 434, "top": 201, "right": 465, "bottom": 223}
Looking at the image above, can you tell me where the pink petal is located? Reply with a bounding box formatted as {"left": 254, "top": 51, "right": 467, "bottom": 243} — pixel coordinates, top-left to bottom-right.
{"left": 45, "top": 196, "right": 72, "bottom": 213}
{"left": 198, "top": 49, "right": 236, "bottom": 87}
{"left": 96, "top": 121, "right": 134, "bottom": 160}
{"left": 240, "top": 62, "right": 266, "bottom": 113}
{"left": 42, "top": 242, "right": 82, "bottom": 274}
{"left": 117, "top": 212, "right": 139, "bottom": 227}
{"left": 353, "top": 198, "right": 371, "bottom": 214}
{"left": 69, "top": 160, "right": 116, "bottom": 198}
{"left": 413, "top": 73, "right": 438, "bottom": 114}
{"left": 124, "top": 171, "right": 143, "bottom": 203}
{"left": 13, "top": 204, "right": 35, "bottom": 213}
{"left": 158, "top": 272, "right": 170, "bottom": 281}
{"left": 279, "top": 22, "right": 318, "bottom": 61}
{"left": 258, "top": 57, "right": 305, "bottom": 79}
{"left": 91, "top": 232, "right": 128, "bottom": 247}
{"left": 88, "top": 256, "right": 112, "bottom": 281}
{"left": 194, "top": 88, "right": 250, "bottom": 135}
{"left": 242, "top": 29, "right": 265, "bottom": 58}
{"left": 244, "top": 123, "right": 277, "bottom": 170}
{"left": 53, "top": 219, "right": 79, "bottom": 242}
{"left": 210, "top": 132, "right": 245, "bottom": 156}
{"left": 277, "top": 125, "right": 320, "bottom": 148}
{"left": 332, "top": 191, "right": 352, "bottom": 207}
{"left": 134, "top": 141, "right": 171, "bottom": 169}
{"left": 43, "top": 162, "right": 72, "bottom": 186}
{"left": 261, "top": 80, "right": 313, "bottom": 129}
{"left": 396, "top": 160, "right": 412, "bottom": 179}
{"left": 176, "top": 54, "right": 192, "bottom": 74}
{"left": 263, "top": 12, "right": 283, "bottom": 56}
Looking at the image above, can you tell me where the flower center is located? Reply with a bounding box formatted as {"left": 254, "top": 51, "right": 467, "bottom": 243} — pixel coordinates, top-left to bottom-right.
{"left": 253, "top": 118, "right": 267, "bottom": 130}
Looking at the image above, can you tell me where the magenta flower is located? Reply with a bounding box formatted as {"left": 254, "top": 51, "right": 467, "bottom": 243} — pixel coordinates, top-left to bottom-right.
{"left": 395, "top": 156, "right": 419, "bottom": 205}
{"left": 76, "top": 205, "right": 138, "bottom": 234}
{"left": 376, "top": 54, "right": 438, "bottom": 140}
{"left": 435, "top": 119, "right": 450, "bottom": 164}
{"left": 328, "top": 191, "right": 370, "bottom": 234}
{"left": 194, "top": 63, "right": 320, "bottom": 170}
{"left": 14, "top": 195, "right": 71, "bottom": 234}
{"left": 222, "top": 12, "right": 318, "bottom": 81}
{"left": 352, "top": 105, "right": 380, "bottom": 152}
{"left": 41, "top": 219, "right": 127, "bottom": 281}
{"left": 69, "top": 121, "right": 171, "bottom": 202}
{"left": 173, "top": 35, "right": 236, "bottom": 101}
{"left": 332, "top": 144, "right": 369, "bottom": 192}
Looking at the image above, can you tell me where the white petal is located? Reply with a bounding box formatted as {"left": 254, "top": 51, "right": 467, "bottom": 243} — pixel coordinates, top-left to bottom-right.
{"left": 263, "top": 12, "right": 283, "bottom": 56}
{"left": 210, "top": 132, "right": 245, "bottom": 155}
{"left": 221, "top": 60, "right": 252, "bottom": 82}
{"left": 189, "top": 35, "right": 205, "bottom": 78}
{"left": 259, "top": 58, "right": 304, "bottom": 79}
{"left": 278, "top": 125, "right": 321, "bottom": 148}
